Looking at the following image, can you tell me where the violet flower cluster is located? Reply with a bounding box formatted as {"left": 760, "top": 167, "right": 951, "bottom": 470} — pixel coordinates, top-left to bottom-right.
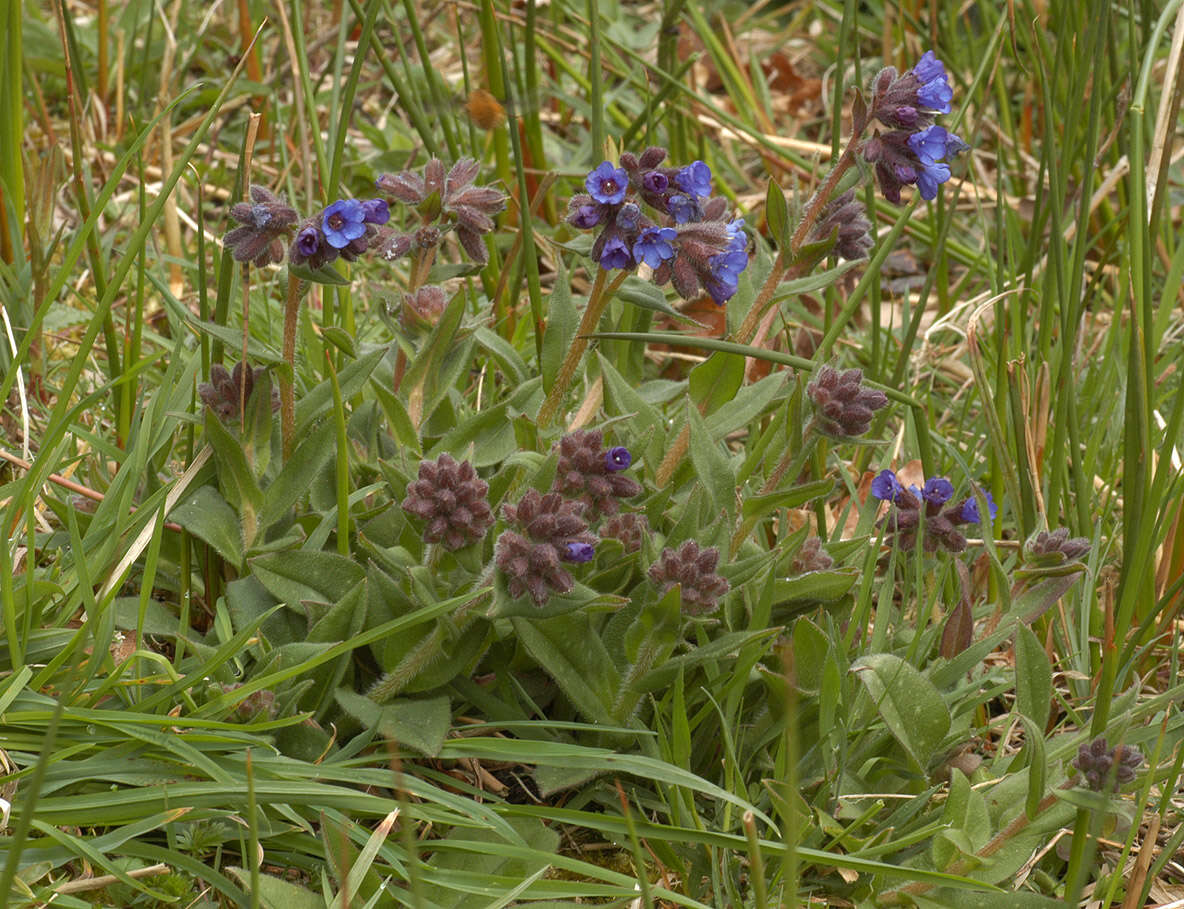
{"left": 223, "top": 159, "right": 505, "bottom": 273}
{"left": 871, "top": 469, "right": 997, "bottom": 553}
{"left": 862, "top": 51, "right": 968, "bottom": 203}
{"left": 567, "top": 148, "right": 750, "bottom": 305}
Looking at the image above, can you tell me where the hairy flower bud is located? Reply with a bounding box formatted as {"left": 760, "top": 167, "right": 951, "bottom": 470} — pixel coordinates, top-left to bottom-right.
{"left": 807, "top": 366, "right": 889, "bottom": 437}
{"left": 1073, "top": 736, "right": 1143, "bottom": 792}
{"left": 552, "top": 431, "right": 642, "bottom": 518}
{"left": 224, "top": 185, "right": 298, "bottom": 267}
{"left": 401, "top": 454, "right": 494, "bottom": 550}
{"left": 648, "top": 540, "right": 730, "bottom": 615}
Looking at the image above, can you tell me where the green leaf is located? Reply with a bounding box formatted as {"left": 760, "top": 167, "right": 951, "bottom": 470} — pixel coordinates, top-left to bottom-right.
{"left": 512, "top": 614, "right": 619, "bottom": 726}
{"left": 295, "top": 346, "right": 386, "bottom": 439}
{"left": 765, "top": 177, "right": 790, "bottom": 249}
{"left": 321, "top": 325, "right": 357, "bottom": 358}
{"left": 541, "top": 257, "right": 577, "bottom": 392}
{"left": 288, "top": 261, "right": 352, "bottom": 286}
{"left": 187, "top": 320, "right": 285, "bottom": 365}
{"left": 687, "top": 401, "right": 735, "bottom": 520}
{"left": 169, "top": 485, "right": 244, "bottom": 570}
{"left": 1017, "top": 715, "right": 1047, "bottom": 820}
{"left": 688, "top": 350, "right": 744, "bottom": 417}
{"left": 1011, "top": 570, "right": 1085, "bottom": 623}
{"left": 791, "top": 617, "right": 829, "bottom": 695}
{"left": 260, "top": 419, "right": 336, "bottom": 529}
{"left": 917, "top": 891, "right": 1071, "bottom": 909}
{"left": 226, "top": 869, "right": 323, "bottom": 909}
{"left": 336, "top": 689, "right": 452, "bottom": 757}
{"left": 204, "top": 408, "right": 263, "bottom": 546}
{"left": 703, "top": 371, "right": 786, "bottom": 438}
{"left": 250, "top": 551, "right": 367, "bottom": 605}
{"left": 422, "top": 815, "right": 558, "bottom": 909}
{"left": 932, "top": 769, "right": 991, "bottom": 870}
{"left": 742, "top": 479, "right": 835, "bottom": 518}
{"left": 616, "top": 275, "right": 697, "bottom": 321}
{"left": 851, "top": 653, "right": 951, "bottom": 773}
{"left": 1014, "top": 623, "right": 1052, "bottom": 731}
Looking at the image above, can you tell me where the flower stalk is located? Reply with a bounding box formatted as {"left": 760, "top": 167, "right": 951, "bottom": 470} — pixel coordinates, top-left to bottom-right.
{"left": 536, "top": 267, "right": 629, "bottom": 428}
{"left": 280, "top": 272, "right": 302, "bottom": 459}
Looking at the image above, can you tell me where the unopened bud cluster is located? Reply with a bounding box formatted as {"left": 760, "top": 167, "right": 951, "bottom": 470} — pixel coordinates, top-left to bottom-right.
{"left": 1072, "top": 736, "right": 1143, "bottom": 792}
{"left": 807, "top": 366, "right": 888, "bottom": 437}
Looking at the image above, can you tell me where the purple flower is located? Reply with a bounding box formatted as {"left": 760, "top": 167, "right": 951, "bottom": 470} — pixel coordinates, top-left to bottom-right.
{"left": 959, "top": 491, "right": 998, "bottom": 524}
{"left": 921, "top": 477, "right": 954, "bottom": 506}
{"left": 675, "top": 161, "right": 712, "bottom": 198}
{"left": 585, "top": 161, "right": 628, "bottom": 205}
{"left": 633, "top": 227, "right": 677, "bottom": 268}
{"left": 600, "top": 234, "right": 633, "bottom": 270}
{"left": 295, "top": 226, "right": 322, "bottom": 258}
{"left": 361, "top": 199, "right": 390, "bottom": 225}
{"left": 605, "top": 447, "right": 632, "bottom": 471}
{"left": 570, "top": 204, "right": 603, "bottom": 229}
{"left": 322, "top": 199, "right": 367, "bottom": 249}
{"left": 563, "top": 542, "right": 596, "bottom": 563}
{"left": 642, "top": 171, "right": 669, "bottom": 194}
{"left": 871, "top": 469, "right": 905, "bottom": 502}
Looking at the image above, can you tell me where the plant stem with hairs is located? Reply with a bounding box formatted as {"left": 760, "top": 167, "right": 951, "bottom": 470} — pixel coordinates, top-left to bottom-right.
{"left": 281, "top": 273, "right": 302, "bottom": 460}
{"left": 537, "top": 267, "right": 630, "bottom": 428}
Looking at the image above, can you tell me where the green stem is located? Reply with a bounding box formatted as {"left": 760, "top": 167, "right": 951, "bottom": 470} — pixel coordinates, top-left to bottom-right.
{"left": 536, "top": 268, "right": 628, "bottom": 427}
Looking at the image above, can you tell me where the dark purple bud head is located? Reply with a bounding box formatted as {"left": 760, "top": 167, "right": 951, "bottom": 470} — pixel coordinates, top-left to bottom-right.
{"left": 642, "top": 170, "right": 670, "bottom": 194}
{"left": 295, "top": 227, "right": 322, "bottom": 258}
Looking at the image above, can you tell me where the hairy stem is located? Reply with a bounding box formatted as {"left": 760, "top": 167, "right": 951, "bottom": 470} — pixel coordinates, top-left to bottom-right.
{"left": 281, "top": 273, "right": 301, "bottom": 459}
{"left": 537, "top": 267, "right": 629, "bottom": 428}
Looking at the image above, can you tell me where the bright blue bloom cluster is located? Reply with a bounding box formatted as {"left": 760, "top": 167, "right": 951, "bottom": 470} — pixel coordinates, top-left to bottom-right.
{"left": 863, "top": 51, "right": 966, "bottom": 203}
{"left": 871, "top": 468, "right": 998, "bottom": 552}
{"left": 565, "top": 148, "right": 750, "bottom": 304}
{"left": 290, "top": 196, "right": 390, "bottom": 269}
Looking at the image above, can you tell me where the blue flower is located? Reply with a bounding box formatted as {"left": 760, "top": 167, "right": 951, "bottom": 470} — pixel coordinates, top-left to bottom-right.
{"left": 921, "top": 477, "right": 954, "bottom": 505}
{"left": 915, "top": 160, "right": 951, "bottom": 200}
{"left": 632, "top": 227, "right": 677, "bottom": 268}
{"left": 871, "top": 469, "right": 904, "bottom": 502}
{"left": 599, "top": 235, "right": 633, "bottom": 270}
{"left": 907, "top": 127, "right": 958, "bottom": 200}
{"left": 675, "top": 160, "right": 712, "bottom": 198}
{"left": 960, "top": 491, "right": 998, "bottom": 524}
{"left": 361, "top": 199, "right": 390, "bottom": 224}
{"left": 668, "top": 193, "right": 698, "bottom": 224}
{"left": 908, "top": 125, "right": 950, "bottom": 165}
{"left": 911, "top": 51, "right": 952, "bottom": 113}
{"left": 605, "top": 446, "right": 633, "bottom": 472}
{"left": 322, "top": 199, "right": 367, "bottom": 249}
{"left": 585, "top": 161, "right": 628, "bottom": 205}
{"left": 563, "top": 542, "right": 596, "bottom": 563}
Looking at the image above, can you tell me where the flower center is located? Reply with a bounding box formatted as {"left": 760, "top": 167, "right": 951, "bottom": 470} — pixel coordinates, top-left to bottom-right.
{"left": 328, "top": 213, "right": 344, "bottom": 231}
